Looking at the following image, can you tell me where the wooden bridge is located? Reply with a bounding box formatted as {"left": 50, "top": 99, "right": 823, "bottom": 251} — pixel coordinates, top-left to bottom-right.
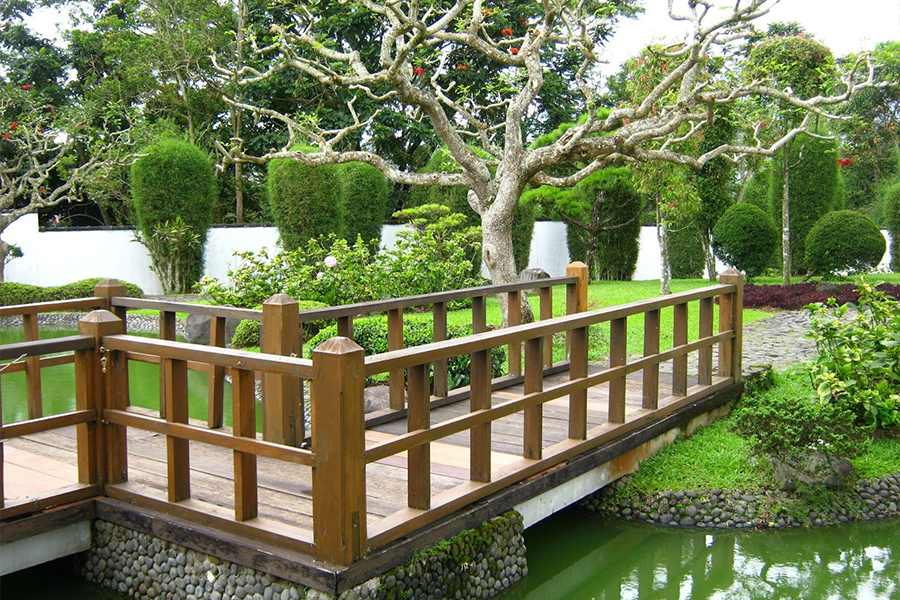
{"left": 0, "top": 265, "right": 744, "bottom": 593}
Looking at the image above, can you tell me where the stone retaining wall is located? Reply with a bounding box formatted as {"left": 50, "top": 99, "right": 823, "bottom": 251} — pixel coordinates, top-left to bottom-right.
{"left": 76, "top": 512, "right": 527, "bottom": 600}
{"left": 580, "top": 473, "right": 900, "bottom": 529}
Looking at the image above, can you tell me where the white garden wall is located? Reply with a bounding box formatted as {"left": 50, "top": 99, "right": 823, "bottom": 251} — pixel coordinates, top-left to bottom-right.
{"left": 4, "top": 213, "right": 893, "bottom": 295}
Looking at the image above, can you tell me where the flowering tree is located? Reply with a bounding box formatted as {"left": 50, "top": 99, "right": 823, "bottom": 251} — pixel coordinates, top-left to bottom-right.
{"left": 0, "top": 84, "right": 133, "bottom": 280}
{"left": 216, "top": 0, "right": 886, "bottom": 310}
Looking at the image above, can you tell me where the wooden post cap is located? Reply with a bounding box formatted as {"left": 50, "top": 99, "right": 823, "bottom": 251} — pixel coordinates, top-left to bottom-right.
{"left": 263, "top": 293, "right": 299, "bottom": 307}
{"left": 313, "top": 336, "right": 364, "bottom": 355}
{"left": 78, "top": 310, "right": 125, "bottom": 334}
{"left": 93, "top": 279, "right": 128, "bottom": 294}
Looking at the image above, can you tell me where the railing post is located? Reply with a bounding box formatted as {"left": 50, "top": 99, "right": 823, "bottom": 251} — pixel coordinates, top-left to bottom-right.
{"left": 311, "top": 337, "right": 367, "bottom": 565}
{"left": 78, "top": 310, "right": 127, "bottom": 488}
{"left": 93, "top": 279, "right": 128, "bottom": 324}
{"left": 388, "top": 308, "right": 405, "bottom": 410}
{"left": 566, "top": 262, "right": 589, "bottom": 355}
{"left": 207, "top": 316, "right": 226, "bottom": 428}
{"left": 262, "top": 294, "right": 301, "bottom": 446}
{"left": 718, "top": 269, "right": 744, "bottom": 383}
{"left": 23, "top": 311, "right": 42, "bottom": 419}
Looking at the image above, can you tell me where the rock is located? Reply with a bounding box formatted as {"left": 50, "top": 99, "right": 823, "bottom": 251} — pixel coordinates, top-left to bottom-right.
{"left": 519, "top": 268, "right": 551, "bottom": 292}
{"left": 816, "top": 282, "right": 842, "bottom": 295}
{"left": 770, "top": 453, "right": 855, "bottom": 491}
{"left": 363, "top": 386, "right": 392, "bottom": 413}
{"left": 184, "top": 312, "right": 243, "bottom": 346}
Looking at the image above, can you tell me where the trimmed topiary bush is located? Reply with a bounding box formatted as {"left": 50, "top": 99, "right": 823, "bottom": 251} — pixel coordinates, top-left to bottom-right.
{"left": 267, "top": 147, "right": 342, "bottom": 251}
{"left": 805, "top": 210, "right": 886, "bottom": 277}
{"left": 130, "top": 139, "right": 217, "bottom": 293}
{"left": 884, "top": 181, "right": 900, "bottom": 271}
{"left": 668, "top": 222, "right": 705, "bottom": 279}
{"left": 712, "top": 203, "right": 778, "bottom": 278}
{"left": 338, "top": 162, "right": 389, "bottom": 250}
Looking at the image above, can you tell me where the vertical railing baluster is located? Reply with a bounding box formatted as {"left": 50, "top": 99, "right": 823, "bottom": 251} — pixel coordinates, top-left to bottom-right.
{"left": 165, "top": 357, "right": 190, "bottom": 502}
{"left": 337, "top": 315, "right": 354, "bottom": 339}
{"left": 470, "top": 349, "right": 491, "bottom": 482}
{"left": 698, "top": 297, "right": 713, "bottom": 386}
{"left": 523, "top": 337, "right": 544, "bottom": 459}
{"left": 539, "top": 286, "right": 553, "bottom": 368}
{"left": 158, "top": 310, "right": 176, "bottom": 419}
{"left": 609, "top": 317, "right": 627, "bottom": 423}
{"left": 568, "top": 326, "right": 588, "bottom": 439}
{"left": 388, "top": 308, "right": 405, "bottom": 410}
{"left": 507, "top": 290, "right": 522, "bottom": 377}
{"left": 673, "top": 303, "right": 688, "bottom": 396}
{"left": 407, "top": 363, "right": 430, "bottom": 510}
{"left": 472, "top": 295, "right": 487, "bottom": 334}
{"left": 642, "top": 309, "right": 660, "bottom": 410}
{"left": 233, "top": 367, "right": 258, "bottom": 521}
{"left": 208, "top": 316, "right": 226, "bottom": 428}
{"left": 433, "top": 302, "right": 448, "bottom": 396}
{"left": 23, "top": 312, "right": 42, "bottom": 419}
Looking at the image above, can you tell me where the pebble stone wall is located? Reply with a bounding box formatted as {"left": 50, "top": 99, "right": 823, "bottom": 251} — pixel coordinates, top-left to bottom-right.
{"left": 77, "top": 512, "right": 527, "bottom": 600}
{"left": 580, "top": 473, "right": 900, "bottom": 529}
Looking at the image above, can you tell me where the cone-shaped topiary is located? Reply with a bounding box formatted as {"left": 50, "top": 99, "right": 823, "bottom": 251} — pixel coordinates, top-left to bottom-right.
{"left": 712, "top": 203, "right": 778, "bottom": 279}
{"left": 805, "top": 210, "right": 886, "bottom": 277}
{"left": 884, "top": 181, "right": 900, "bottom": 271}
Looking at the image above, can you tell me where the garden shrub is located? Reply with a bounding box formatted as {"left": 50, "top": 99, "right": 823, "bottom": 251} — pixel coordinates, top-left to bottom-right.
{"left": 230, "top": 300, "right": 330, "bottom": 348}
{"left": 306, "top": 317, "right": 505, "bottom": 387}
{"left": 712, "top": 203, "right": 778, "bottom": 278}
{"left": 733, "top": 372, "right": 870, "bottom": 461}
{"left": 668, "top": 222, "right": 705, "bottom": 279}
{"left": 196, "top": 209, "right": 486, "bottom": 309}
{"left": 0, "top": 278, "right": 144, "bottom": 306}
{"left": 130, "top": 139, "right": 217, "bottom": 293}
{"left": 338, "top": 162, "right": 389, "bottom": 250}
{"left": 267, "top": 147, "right": 342, "bottom": 251}
{"left": 807, "top": 281, "right": 900, "bottom": 429}
{"left": 805, "top": 210, "right": 885, "bottom": 277}
{"left": 743, "top": 282, "right": 900, "bottom": 310}
{"left": 883, "top": 180, "right": 900, "bottom": 271}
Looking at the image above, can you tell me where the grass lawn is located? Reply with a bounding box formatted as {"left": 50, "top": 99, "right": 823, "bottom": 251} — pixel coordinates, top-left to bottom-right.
{"left": 612, "top": 371, "right": 900, "bottom": 499}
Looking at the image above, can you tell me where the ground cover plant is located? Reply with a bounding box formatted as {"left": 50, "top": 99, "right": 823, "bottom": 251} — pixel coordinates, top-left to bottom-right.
{"left": 743, "top": 282, "right": 900, "bottom": 311}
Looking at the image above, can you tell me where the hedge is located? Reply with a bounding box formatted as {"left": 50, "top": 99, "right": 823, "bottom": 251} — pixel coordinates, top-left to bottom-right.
{"left": 0, "top": 278, "right": 145, "bottom": 307}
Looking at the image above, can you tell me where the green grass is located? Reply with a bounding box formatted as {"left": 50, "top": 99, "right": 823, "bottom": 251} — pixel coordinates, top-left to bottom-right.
{"left": 613, "top": 371, "right": 900, "bottom": 499}
{"left": 853, "top": 438, "right": 900, "bottom": 480}
{"left": 614, "top": 418, "right": 775, "bottom": 498}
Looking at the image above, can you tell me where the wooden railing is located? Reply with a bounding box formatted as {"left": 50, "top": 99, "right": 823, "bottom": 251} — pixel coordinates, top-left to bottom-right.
{"left": 107, "top": 267, "right": 586, "bottom": 445}
{"left": 0, "top": 267, "right": 743, "bottom": 568}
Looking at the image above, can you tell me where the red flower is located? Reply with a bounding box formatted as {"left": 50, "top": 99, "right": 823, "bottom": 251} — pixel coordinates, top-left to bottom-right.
{"left": 413, "top": 67, "right": 424, "bottom": 76}
{"left": 502, "top": 28, "right": 513, "bottom": 36}
{"left": 21, "top": 83, "right": 32, "bottom": 90}
{"left": 456, "top": 64, "right": 467, "bottom": 71}
{"left": 39, "top": 187, "right": 46, "bottom": 194}
{"left": 482, "top": 8, "right": 492, "bottom": 15}
{"left": 9, "top": 122, "right": 17, "bottom": 131}
{"left": 2, "top": 132, "right": 11, "bottom": 140}
{"left": 510, "top": 47, "right": 519, "bottom": 55}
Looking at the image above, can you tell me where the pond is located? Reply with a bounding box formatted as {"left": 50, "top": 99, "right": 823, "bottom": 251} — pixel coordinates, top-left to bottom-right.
{"left": 0, "top": 326, "right": 261, "bottom": 427}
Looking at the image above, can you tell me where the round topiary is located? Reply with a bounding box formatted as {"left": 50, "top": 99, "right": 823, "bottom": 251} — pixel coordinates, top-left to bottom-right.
{"left": 884, "top": 181, "right": 900, "bottom": 272}
{"left": 267, "top": 147, "right": 342, "bottom": 251}
{"left": 712, "top": 203, "right": 778, "bottom": 278}
{"left": 805, "top": 210, "right": 886, "bottom": 276}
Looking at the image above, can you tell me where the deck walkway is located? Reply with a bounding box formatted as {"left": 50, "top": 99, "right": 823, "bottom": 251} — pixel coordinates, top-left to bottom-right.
{"left": 5, "top": 367, "right": 690, "bottom": 540}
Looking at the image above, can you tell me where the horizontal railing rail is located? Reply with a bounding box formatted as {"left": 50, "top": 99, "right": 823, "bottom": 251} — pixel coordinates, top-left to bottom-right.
{"left": 0, "top": 296, "right": 106, "bottom": 318}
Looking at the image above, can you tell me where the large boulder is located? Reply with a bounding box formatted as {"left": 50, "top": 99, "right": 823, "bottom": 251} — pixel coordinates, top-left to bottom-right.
{"left": 184, "top": 312, "right": 243, "bottom": 346}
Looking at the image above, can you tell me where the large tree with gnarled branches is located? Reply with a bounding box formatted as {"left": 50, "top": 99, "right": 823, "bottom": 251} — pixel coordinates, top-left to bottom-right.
{"left": 216, "top": 0, "right": 888, "bottom": 308}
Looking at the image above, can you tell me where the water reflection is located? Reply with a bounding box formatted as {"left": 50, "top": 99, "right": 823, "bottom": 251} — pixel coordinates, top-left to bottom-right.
{"left": 503, "top": 511, "right": 898, "bottom": 600}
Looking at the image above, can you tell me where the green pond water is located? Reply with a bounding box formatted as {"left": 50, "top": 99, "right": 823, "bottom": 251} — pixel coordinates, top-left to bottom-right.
{"left": 2, "top": 328, "right": 899, "bottom": 598}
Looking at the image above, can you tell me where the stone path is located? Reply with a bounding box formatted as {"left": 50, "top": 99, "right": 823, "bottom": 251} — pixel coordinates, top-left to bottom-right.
{"left": 741, "top": 310, "right": 818, "bottom": 372}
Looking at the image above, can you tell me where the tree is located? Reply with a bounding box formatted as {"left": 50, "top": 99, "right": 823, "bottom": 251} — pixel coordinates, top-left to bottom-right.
{"left": 0, "top": 83, "right": 132, "bottom": 280}
{"left": 745, "top": 31, "right": 837, "bottom": 285}
{"left": 218, "top": 0, "right": 885, "bottom": 317}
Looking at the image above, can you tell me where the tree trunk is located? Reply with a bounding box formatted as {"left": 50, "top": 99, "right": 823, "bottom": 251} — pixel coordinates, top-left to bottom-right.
{"left": 482, "top": 204, "right": 534, "bottom": 325}
{"left": 657, "top": 200, "right": 671, "bottom": 295}
{"left": 701, "top": 229, "right": 716, "bottom": 281}
{"left": 233, "top": 0, "right": 247, "bottom": 224}
{"left": 781, "top": 145, "right": 791, "bottom": 286}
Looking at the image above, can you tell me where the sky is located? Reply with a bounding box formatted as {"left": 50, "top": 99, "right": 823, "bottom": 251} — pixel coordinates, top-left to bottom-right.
{"left": 23, "top": 0, "right": 900, "bottom": 68}
{"left": 599, "top": 0, "right": 900, "bottom": 72}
